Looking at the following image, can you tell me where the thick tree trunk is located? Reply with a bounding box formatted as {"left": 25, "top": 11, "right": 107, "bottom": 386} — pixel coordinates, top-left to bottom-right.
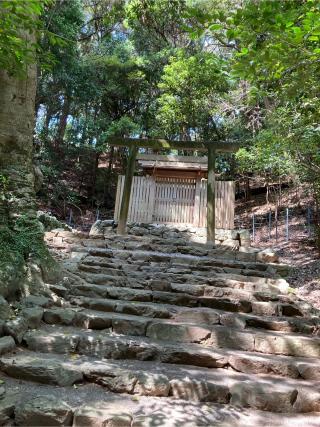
{"left": 0, "top": 65, "right": 37, "bottom": 220}
{"left": 0, "top": 36, "right": 57, "bottom": 298}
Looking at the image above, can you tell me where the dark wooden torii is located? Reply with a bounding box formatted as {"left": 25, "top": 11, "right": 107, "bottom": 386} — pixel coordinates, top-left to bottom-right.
{"left": 109, "top": 137, "right": 239, "bottom": 243}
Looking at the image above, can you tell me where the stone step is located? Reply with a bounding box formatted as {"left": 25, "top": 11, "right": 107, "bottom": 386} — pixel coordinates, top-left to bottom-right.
{"left": 78, "top": 252, "right": 289, "bottom": 281}
{"left": 69, "top": 297, "right": 319, "bottom": 336}
{"left": 2, "top": 377, "right": 320, "bottom": 426}
{"left": 1, "top": 352, "right": 320, "bottom": 412}
{"left": 85, "top": 246, "right": 284, "bottom": 275}
{"left": 24, "top": 324, "right": 320, "bottom": 363}
{"left": 43, "top": 302, "right": 320, "bottom": 344}
{"left": 78, "top": 258, "right": 289, "bottom": 295}
{"left": 69, "top": 283, "right": 307, "bottom": 317}
{"left": 80, "top": 256, "right": 280, "bottom": 285}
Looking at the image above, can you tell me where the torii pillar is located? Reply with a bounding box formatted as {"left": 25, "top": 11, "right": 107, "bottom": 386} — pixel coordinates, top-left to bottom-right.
{"left": 109, "top": 137, "right": 239, "bottom": 243}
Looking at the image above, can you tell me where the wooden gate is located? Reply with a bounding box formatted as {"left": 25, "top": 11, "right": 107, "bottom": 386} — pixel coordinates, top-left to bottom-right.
{"left": 114, "top": 176, "right": 235, "bottom": 229}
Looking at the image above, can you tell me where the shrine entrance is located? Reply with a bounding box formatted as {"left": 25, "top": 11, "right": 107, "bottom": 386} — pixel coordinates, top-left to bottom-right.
{"left": 109, "top": 137, "right": 239, "bottom": 242}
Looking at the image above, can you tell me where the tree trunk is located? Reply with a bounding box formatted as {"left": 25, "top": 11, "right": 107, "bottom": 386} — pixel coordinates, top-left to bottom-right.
{"left": 55, "top": 95, "right": 70, "bottom": 148}
{"left": 0, "top": 66, "right": 37, "bottom": 220}
{"left": 0, "top": 33, "right": 56, "bottom": 298}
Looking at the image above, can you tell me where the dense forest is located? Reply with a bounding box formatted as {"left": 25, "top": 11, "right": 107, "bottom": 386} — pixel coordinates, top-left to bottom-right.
{"left": 1, "top": 0, "right": 320, "bottom": 290}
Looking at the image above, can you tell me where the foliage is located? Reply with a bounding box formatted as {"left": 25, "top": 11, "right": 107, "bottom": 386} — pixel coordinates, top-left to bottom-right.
{"left": 157, "top": 50, "right": 230, "bottom": 140}
{"left": 0, "top": 0, "right": 45, "bottom": 73}
{"left": 0, "top": 216, "right": 50, "bottom": 268}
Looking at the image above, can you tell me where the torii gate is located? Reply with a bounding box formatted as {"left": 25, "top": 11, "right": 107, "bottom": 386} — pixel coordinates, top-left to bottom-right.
{"left": 109, "top": 137, "right": 239, "bottom": 243}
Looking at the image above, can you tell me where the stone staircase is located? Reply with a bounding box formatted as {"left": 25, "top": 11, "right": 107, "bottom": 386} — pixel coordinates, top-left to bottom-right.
{"left": 0, "top": 225, "right": 320, "bottom": 426}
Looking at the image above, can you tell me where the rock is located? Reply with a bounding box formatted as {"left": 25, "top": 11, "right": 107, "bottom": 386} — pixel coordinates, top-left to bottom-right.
{"left": 230, "top": 382, "right": 298, "bottom": 412}
{"left": 228, "top": 354, "right": 299, "bottom": 378}
{"left": 173, "top": 309, "right": 220, "bottom": 325}
{"left": 254, "top": 332, "right": 320, "bottom": 357}
{"left": 89, "top": 220, "right": 104, "bottom": 238}
{"left": 74, "top": 311, "right": 112, "bottom": 329}
{"left": 0, "top": 395, "right": 16, "bottom": 426}
{"left": 73, "top": 403, "right": 132, "bottom": 427}
{"left": 0, "top": 336, "right": 16, "bottom": 355}
{"left": 148, "top": 279, "right": 171, "bottom": 292}
{"left": 199, "top": 296, "right": 252, "bottom": 313}
{"left": 293, "top": 390, "right": 320, "bottom": 412}
{"left": 129, "top": 226, "right": 148, "bottom": 236}
{"left": 24, "top": 330, "right": 80, "bottom": 353}
{"left": 297, "top": 362, "right": 320, "bottom": 381}
{"left": 134, "top": 372, "right": 170, "bottom": 397}
{"left": 96, "top": 371, "right": 137, "bottom": 393}
{"left": 221, "top": 239, "right": 240, "bottom": 249}
{"left": 257, "top": 249, "right": 279, "bottom": 263}
{"left": 15, "top": 396, "right": 73, "bottom": 426}
{"left": 170, "top": 379, "right": 230, "bottom": 403}
{"left": 0, "top": 387, "right": 5, "bottom": 400}
{"left": 238, "top": 229, "right": 251, "bottom": 247}
{"left": 210, "top": 326, "right": 255, "bottom": 352}
{"left": 116, "top": 302, "right": 170, "bottom": 319}
{"left": 48, "top": 284, "right": 68, "bottom": 297}
{"left": 43, "top": 308, "right": 76, "bottom": 326}
{"left": 21, "top": 307, "right": 43, "bottom": 329}
{"left": 37, "top": 210, "right": 70, "bottom": 231}
{"left": 22, "top": 295, "right": 52, "bottom": 308}
{"left": 0, "top": 355, "right": 83, "bottom": 386}
{"left": 0, "top": 297, "right": 12, "bottom": 321}
{"left": 146, "top": 322, "right": 211, "bottom": 343}
{"left": 112, "top": 317, "right": 147, "bottom": 336}
{"left": 251, "top": 301, "right": 279, "bottom": 316}
{"left": 4, "top": 317, "right": 28, "bottom": 343}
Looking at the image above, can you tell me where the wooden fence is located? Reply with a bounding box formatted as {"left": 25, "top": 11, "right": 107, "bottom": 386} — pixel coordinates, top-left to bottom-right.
{"left": 114, "top": 176, "right": 235, "bottom": 229}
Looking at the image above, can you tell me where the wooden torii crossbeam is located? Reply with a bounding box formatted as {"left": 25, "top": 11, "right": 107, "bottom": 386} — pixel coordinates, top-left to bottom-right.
{"left": 109, "top": 137, "right": 239, "bottom": 243}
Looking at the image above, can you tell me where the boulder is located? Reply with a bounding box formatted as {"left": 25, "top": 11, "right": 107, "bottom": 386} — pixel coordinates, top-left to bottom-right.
{"left": 257, "top": 249, "right": 279, "bottom": 263}
{"left": 21, "top": 307, "right": 43, "bottom": 329}
{"left": 4, "top": 317, "right": 28, "bottom": 343}
{"left": 0, "top": 336, "right": 16, "bottom": 356}
{"left": 89, "top": 220, "right": 104, "bottom": 238}
{"left": 15, "top": 396, "right": 73, "bottom": 426}
{"left": 43, "top": 308, "right": 76, "bottom": 326}
{"left": 93, "top": 371, "right": 137, "bottom": 394}
{"left": 0, "top": 297, "right": 12, "bottom": 321}
{"left": 0, "top": 395, "right": 16, "bottom": 426}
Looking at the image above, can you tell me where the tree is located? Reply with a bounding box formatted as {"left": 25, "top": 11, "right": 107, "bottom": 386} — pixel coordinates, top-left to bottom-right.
{"left": 0, "top": 0, "right": 53, "bottom": 297}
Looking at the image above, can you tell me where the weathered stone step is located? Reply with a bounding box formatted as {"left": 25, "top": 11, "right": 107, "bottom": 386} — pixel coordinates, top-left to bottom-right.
{"left": 70, "top": 296, "right": 174, "bottom": 319}
{"left": 2, "top": 377, "right": 320, "bottom": 426}
{"left": 15, "top": 328, "right": 302, "bottom": 379}
{"left": 69, "top": 282, "right": 308, "bottom": 319}
{"left": 82, "top": 248, "right": 277, "bottom": 278}
{"left": 85, "top": 246, "right": 285, "bottom": 275}
{"left": 2, "top": 352, "right": 320, "bottom": 412}
{"left": 80, "top": 255, "right": 278, "bottom": 285}
{"left": 24, "top": 325, "right": 320, "bottom": 364}
{"left": 78, "top": 257, "right": 289, "bottom": 297}
{"left": 44, "top": 301, "right": 319, "bottom": 341}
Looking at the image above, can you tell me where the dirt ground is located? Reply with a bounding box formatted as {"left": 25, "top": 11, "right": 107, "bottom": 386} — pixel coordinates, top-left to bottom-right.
{"left": 235, "top": 187, "right": 320, "bottom": 309}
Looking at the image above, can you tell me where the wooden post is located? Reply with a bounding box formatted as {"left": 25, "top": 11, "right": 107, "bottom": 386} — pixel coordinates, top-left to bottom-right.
{"left": 207, "top": 145, "right": 216, "bottom": 243}
{"left": 193, "top": 177, "right": 201, "bottom": 227}
{"left": 117, "top": 145, "right": 138, "bottom": 234}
